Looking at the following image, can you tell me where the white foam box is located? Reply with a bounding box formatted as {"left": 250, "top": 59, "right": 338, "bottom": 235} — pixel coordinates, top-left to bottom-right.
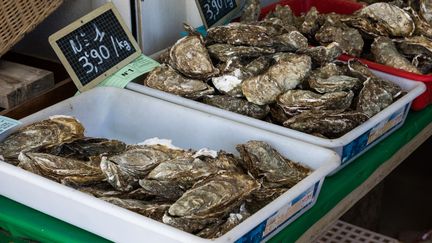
{"left": 126, "top": 70, "right": 426, "bottom": 174}
{"left": 0, "top": 87, "right": 339, "bottom": 242}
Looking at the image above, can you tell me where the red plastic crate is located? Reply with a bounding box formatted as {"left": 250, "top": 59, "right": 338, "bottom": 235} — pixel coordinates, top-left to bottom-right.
{"left": 261, "top": 0, "right": 431, "bottom": 111}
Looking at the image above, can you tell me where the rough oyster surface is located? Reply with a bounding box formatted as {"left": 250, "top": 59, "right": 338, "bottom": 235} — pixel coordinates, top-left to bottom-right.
{"left": 0, "top": 116, "right": 84, "bottom": 165}
{"left": 169, "top": 33, "right": 218, "bottom": 79}
{"left": 203, "top": 95, "right": 270, "bottom": 119}
{"left": 277, "top": 90, "right": 354, "bottom": 116}
{"left": 315, "top": 22, "right": 364, "bottom": 56}
{"left": 207, "top": 44, "right": 275, "bottom": 62}
{"left": 309, "top": 75, "right": 360, "bottom": 93}
{"left": 101, "top": 197, "right": 170, "bottom": 221}
{"left": 18, "top": 152, "right": 104, "bottom": 187}
{"left": 206, "top": 23, "right": 273, "bottom": 47}
{"left": 283, "top": 111, "right": 369, "bottom": 138}
{"left": 357, "top": 3, "right": 415, "bottom": 37}
{"left": 144, "top": 64, "right": 214, "bottom": 99}
{"left": 236, "top": 141, "right": 311, "bottom": 187}
{"left": 371, "top": 37, "right": 420, "bottom": 74}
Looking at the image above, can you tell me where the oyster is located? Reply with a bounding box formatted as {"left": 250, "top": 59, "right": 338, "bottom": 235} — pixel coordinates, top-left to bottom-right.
{"left": 163, "top": 172, "right": 259, "bottom": 233}
{"left": 0, "top": 116, "right": 84, "bottom": 165}
{"left": 242, "top": 53, "right": 311, "bottom": 105}
{"left": 268, "top": 104, "right": 292, "bottom": 124}
{"left": 264, "top": 4, "right": 296, "bottom": 26}
{"left": 347, "top": 59, "right": 376, "bottom": 81}
{"left": 357, "top": 78, "right": 402, "bottom": 117}
{"left": 39, "top": 137, "right": 126, "bottom": 162}
{"left": 309, "top": 75, "right": 360, "bottom": 93}
{"left": 371, "top": 37, "right": 420, "bottom": 73}
{"left": 406, "top": 7, "right": 432, "bottom": 38}
{"left": 169, "top": 25, "right": 218, "bottom": 79}
{"left": 244, "top": 56, "right": 274, "bottom": 77}
{"left": 283, "top": 111, "right": 369, "bottom": 138}
{"left": 343, "top": 15, "right": 388, "bottom": 39}
{"left": 356, "top": 3, "right": 415, "bottom": 37}
{"left": 315, "top": 22, "right": 364, "bottom": 56}
{"left": 420, "top": 0, "right": 432, "bottom": 25}
{"left": 412, "top": 54, "right": 432, "bottom": 74}
{"left": 17, "top": 152, "right": 104, "bottom": 187}
{"left": 273, "top": 30, "right": 308, "bottom": 52}
{"left": 240, "top": 0, "right": 261, "bottom": 23}
{"left": 301, "top": 42, "right": 342, "bottom": 66}
{"left": 206, "top": 23, "right": 273, "bottom": 47}
{"left": 202, "top": 95, "right": 270, "bottom": 119}
{"left": 139, "top": 156, "right": 218, "bottom": 201}
{"left": 257, "top": 18, "right": 297, "bottom": 36}
{"left": 395, "top": 35, "right": 432, "bottom": 57}
{"left": 277, "top": 90, "right": 354, "bottom": 116}
{"left": 100, "top": 144, "right": 188, "bottom": 191}
{"left": 207, "top": 44, "right": 275, "bottom": 62}
{"left": 300, "top": 7, "right": 322, "bottom": 38}
{"left": 236, "top": 141, "right": 311, "bottom": 187}
{"left": 101, "top": 197, "right": 170, "bottom": 221}
{"left": 143, "top": 64, "right": 214, "bottom": 99}
{"left": 79, "top": 183, "right": 152, "bottom": 200}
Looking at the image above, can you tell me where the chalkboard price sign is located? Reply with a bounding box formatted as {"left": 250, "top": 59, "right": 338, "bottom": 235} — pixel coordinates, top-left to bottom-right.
{"left": 195, "top": 0, "right": 244, "bottom": 28}
{"left": 49, "top": 3, "right": 141, "bottom": 91}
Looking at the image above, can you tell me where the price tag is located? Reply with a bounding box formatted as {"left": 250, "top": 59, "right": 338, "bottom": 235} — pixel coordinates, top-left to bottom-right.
{"left": 49, "top": 3, "right": 141, "bottom": 92}
{"left": 195, "top": 0, "right": 245, "bottom": 28}
{"left": 0, "top": 116, "right": 20, "bottom": 135}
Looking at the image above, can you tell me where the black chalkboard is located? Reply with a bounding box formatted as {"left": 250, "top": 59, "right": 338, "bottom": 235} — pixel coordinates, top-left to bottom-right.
{"left": 196, "top": 0, "right": 239, "bottom": 28}
{"left": 49, "top": 3, "right": 140, "bottom": 91}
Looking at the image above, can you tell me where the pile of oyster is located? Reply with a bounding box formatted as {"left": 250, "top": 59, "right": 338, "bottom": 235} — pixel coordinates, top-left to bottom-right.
{"left": 294, "top": 0, "right": 432, "bottom": 74}
{"left": 0, "top": 116, "right": 312, "bottom": 238}
{"left": 141, "top": 1, "right": 404, "bottom": 139}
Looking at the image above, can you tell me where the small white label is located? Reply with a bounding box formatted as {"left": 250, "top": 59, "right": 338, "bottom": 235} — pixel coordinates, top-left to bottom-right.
{"left": 367, "top": 107, "right": 405, "bottom": 145}
{"left": 0, "top": 116, "right": 20, "bottom": 134}
{"left": 263, "top": 186, "right": 315, "bottom": 237}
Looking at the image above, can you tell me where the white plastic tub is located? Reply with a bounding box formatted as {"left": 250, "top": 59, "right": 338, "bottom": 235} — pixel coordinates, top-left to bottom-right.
{"left": 0, "top": 87, "right": 339, "bottom": 243}
{"left": 127, "top": 70, "right": 426, "bottom": 174}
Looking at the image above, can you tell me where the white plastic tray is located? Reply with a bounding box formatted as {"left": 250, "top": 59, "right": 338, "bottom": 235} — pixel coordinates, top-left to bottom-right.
{"left": 127, "top": 70, "right": 426, "bottom": 174}
{"left": 0, "top": 87, "right": 339, "bottom": 243}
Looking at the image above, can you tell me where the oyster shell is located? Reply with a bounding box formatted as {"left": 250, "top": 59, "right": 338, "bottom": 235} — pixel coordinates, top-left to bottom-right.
{"left": 356, "top": 78, "right": 402, "bottom": 117}
{"left": 277, "top": 90, "right": 354, "bottom": 116}
{"left": 100, "top": 144, "right": 188, "bottom": 191}
{"left": 143, "top": 64, "right": 214, "bottom": 99}
{"left": 236, "top": 141, "right": 311, "bottom": 187}
{"left": 257, "top": 18, "right": 297, "bottom": 36}
{"left": 0, "top": 116, "right": 84, "bottom": 165}
{"left": 79, "top": 183, "right": 152, "bottom": 200}
{"left": 347, "top": 59, "right": 376, "bottom": 81}
{"left": 163, "top": 172, "right": 259, "bottom": 233}
{"left": 100, "top": 197, "right": 170, "bottom": 221}
{"left": 300, "top": 7, "right": 322, "bottom": 38}
{"left": 356, "top": 3, "right": 415, "bottom": 37}
{"left": 283, "top": 111, "right": 369, "bottom": 138}
{"left": 273, "top": 30, "right": 308, "bottom": 52}
{"left": 140, "top": 156, "right": 218, "bottom": 197}
{"left": 242, "top": 53, "right": 311, "bottom": 105}
{"left": 395, "top": 35, "right": 432, "bottom": 57}
{"left": 406, "top": 7, "right": 432, "bottom": 38}
{"left": 412, "top": 54, "right": 432, "bottom": 74}
{"left": 246, "top": 187, "right": 288, "bottom": 213}
{"left": 207, "top": 44, "right": 275, "bottom": 62}
{"left": 17, "top": 152, "right": 104, "bottom": 187}
{"left": 169, "top": 26, "right": 218, "bottom": 79}
{"left": 309, "top": 75, "right": 360, "bottom": 93}
{"left": 206, "top": 23, "right": 273, "bottom": 47}
{"left": 268, "top": 104, "right": 292, "bottom": 124}
{"left": 244, "top": 56, "right": 274, "bottom": 77}
{"left": 39, "top": 137, "right": 126, "bottom": 162}
{"left": 264, "top": 4, "right": 296, "bottom": 26}
{"left": 202, "top": 95, "right": 270, "bottom": 119}
{"left": 315, "top": 22, "right": 364, "bottom": 56}
{"left": 240, "top": 0, "right": 261, "bottom": 23}
{"left": 420, "top": 0, "right": 432, "bottom": 25}
{"left": 342, "top": 15, "right": 388, "bottom": 39}
{"left": 371, "top": 37, "right": 420, "bottom": 73}
{"left": 301, "top": 42, "right": 343, "bottom": 66}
